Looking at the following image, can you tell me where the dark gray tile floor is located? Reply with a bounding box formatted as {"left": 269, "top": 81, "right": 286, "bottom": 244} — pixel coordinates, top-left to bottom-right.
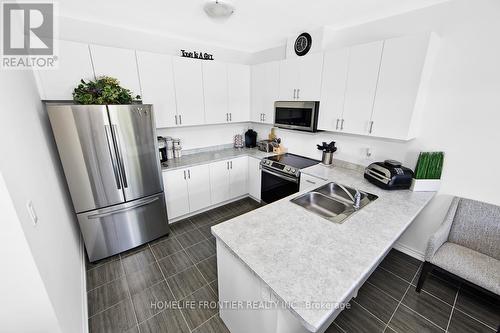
{"left": 86, "top": 197, "right": 500, "bottom": 333}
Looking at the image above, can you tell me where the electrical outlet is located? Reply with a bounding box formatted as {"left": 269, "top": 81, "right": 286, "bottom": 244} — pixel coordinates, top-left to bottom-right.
{"left": 26, "top": 200, "right": 38, "bottom": 226}
{"left": 366, "top": 147, "right": 372, "bottom": 158}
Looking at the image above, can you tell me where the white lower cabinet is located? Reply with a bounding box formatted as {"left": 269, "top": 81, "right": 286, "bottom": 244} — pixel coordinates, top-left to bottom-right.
{"left": 218, "top": 240, "right": 309, "bottom": 333}
{"left": 163, "top": 164, "right": 211, "bottom": 220}
{"left": 229, "top": 157, "right": 248, "bottom": 198}
{"left": 163, "top": 169, "right": 190, "bottom": 219}
{"left": 209, "top": 157, "right": 248, "bottom": 206}
{"left": 299, "top": 173, "right": 323, "bottom": 191}
{"left": 164, "top": 156, "right": 250, "bottom": 220}
{"left": 248, "top": 157, "right": 261, "bottom": 200}
{"left": 209, "top": 160, "right": 232, "bottom": 205}
{"left": 185, "top": 164, "right": 212, "bottom": 213}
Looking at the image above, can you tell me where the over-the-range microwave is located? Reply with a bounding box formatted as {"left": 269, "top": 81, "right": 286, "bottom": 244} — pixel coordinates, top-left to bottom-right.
{"left": 274, "top": 101, "right": 320, "bottom": 132}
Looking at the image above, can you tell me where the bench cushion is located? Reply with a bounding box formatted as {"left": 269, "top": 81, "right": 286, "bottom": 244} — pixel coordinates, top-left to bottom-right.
{"left": 430, "top": 242, "right": 500, "bottom": 295}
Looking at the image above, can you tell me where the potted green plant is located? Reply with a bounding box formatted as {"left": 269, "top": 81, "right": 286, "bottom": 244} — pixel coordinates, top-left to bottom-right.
{"left": 72, "top": 76, "right": 141, "bottom": 105}
{"left": 411, "top": 151, "right": 444, "bottom": 191}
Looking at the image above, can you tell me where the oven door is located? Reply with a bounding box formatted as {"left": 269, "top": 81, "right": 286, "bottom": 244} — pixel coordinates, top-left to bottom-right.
{"left": 274, "top": 101, "right": 318, "bottom": 132}
{"left": 261, "top": 167, "right": 300, "bottom": 204}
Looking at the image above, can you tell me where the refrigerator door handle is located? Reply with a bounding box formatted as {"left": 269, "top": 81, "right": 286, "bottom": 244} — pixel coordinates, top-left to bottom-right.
{"left": 104, "top": 125, "right": 122, "bottom": 190}
{"left": 111, "top": 125, "right": 128, "bottom": 188}
{"left": 87, "top": 196, "right": 160, "bottom": 219}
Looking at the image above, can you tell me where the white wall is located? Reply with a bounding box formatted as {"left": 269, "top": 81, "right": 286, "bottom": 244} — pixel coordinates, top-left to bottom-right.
{"left": 0, "top": 70, "right": 85, "bottom": 332}
{"left": 0, "top": 172, "right": 61, "bottom": 333}
{"left": 251, "top": 0, "right": 500, "bottom": 258}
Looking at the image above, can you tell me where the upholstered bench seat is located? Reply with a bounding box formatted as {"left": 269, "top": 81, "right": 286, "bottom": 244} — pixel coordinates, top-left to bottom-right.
{"left": 430, "top": 242, "right": 500, "bottom": 295}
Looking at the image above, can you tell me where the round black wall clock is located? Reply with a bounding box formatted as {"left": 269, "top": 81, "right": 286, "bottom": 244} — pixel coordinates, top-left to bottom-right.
{"left": 294, "top": 32, "right": 312, "bottom": 56}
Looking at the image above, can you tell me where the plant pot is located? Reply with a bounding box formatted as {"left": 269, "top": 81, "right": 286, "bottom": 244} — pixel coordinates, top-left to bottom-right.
{"left": 411, "top": 179, "right": 441, "bottom": 192}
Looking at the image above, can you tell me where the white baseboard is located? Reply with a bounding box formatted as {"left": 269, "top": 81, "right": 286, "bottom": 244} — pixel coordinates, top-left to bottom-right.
{"left": 168, "top": 194, "right": 252, "bottom": 223}
{"left": 80, "top": 235, "right": 89, "bottom": 333}
{"left": 393, "top": 242, "right": 425, "bottom": 261}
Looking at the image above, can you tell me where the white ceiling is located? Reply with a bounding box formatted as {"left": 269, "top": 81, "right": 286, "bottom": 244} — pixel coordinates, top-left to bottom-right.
{"left": 58, "top": 0, "right": 448, "bottom": 52}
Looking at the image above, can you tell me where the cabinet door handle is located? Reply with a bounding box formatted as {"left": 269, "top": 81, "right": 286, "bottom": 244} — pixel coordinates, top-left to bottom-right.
{"left": 293, "top": 89, "right": 296, "bottom": 99}
{"left": 227, "top": 161, "right": 229, "bottom": 170}
{"left": 175, "top": 115, "right": 178, "bottom": 125}
{"left": 188, "top": 169, "right": 191, "bottom": 179}
{"left": 183, "top": 170, "right": 186, "bottom": 179}
{"left": 297, "top": 89, "right": 300, "bottom": 99}
{"left": 369, "top": 121, "right": 374, "bottom": 134}
{"left": 179, "top": 115, "right": 182, "bottom": 125}
{"left": 263, "top": 113, "right": 266, "bottom": 122}
{"left": 340, "top": 119, "right": 345, "bottom": 130}
{"left": 336, "top": 118, "right": 339, "bottom": 130}
{"left": 226, "top": 113, "right": 228, "bottom": 122}
{"left": 230, "top": 161, "right": 233, "bottom": 169}
{"left": 229, "top": 113, "right": 232, "bottom": 122}
{"left": 306, "top": 180, "right": 316, "bottom": 184}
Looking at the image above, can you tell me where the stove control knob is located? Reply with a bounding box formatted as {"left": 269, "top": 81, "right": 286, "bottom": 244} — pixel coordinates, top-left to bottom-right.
{"left": 285, "top": 167, "right": 291, "bottom": 172}
{"left": 291, "top": 168, "right": 296, "bottom": 173}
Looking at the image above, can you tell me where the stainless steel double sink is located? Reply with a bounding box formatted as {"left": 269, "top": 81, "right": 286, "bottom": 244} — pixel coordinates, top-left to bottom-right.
{"left": 291, "top": 182, "right": 378, "bottom": 224}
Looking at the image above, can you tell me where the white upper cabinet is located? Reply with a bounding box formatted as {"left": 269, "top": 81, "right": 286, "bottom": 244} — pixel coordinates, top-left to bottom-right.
{"left": 89, "top": 45, "right": 142, "bottom": 98}
{"left": 36, "top": 40, "right": 94, "bottom": 100}
{"left": 227, "top": 64, "right": 250, "bottom": 122}
{"left": 251, "top": 61, "right": 280, "bottom": 124}
{"left": 172, "top": 57, "right": 205, "bottom": 126}
{"left": 370, "top": 34, "right": 435, "bottom": 140}
{"left": 297, "top": 53, "right": 323, "bottom": 100}
{"left": 278, "top": 53, "right": 323, "bottom": 101}
{"left": 136, "top": 51, "right": 177, "bottom": 128}
{"left": 203, "top": 61, "right": 228, "bottom": 124}
{"left": 278, "top": 58, "right": 299, "bottom": 100}
{"left": 341, "top": 40, "right": 384, "bottom": 135}
{"left": 318, "top": 48, "right": 350, "bottom": 131}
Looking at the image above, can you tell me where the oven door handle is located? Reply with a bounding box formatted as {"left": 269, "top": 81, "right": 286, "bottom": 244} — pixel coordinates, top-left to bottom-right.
{"left": 261, "top": 168, "right": 299, "bottom": 184}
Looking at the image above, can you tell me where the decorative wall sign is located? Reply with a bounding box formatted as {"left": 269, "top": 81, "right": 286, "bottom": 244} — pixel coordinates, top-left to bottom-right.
{"left": 294, "top": 32, "right": 312, "bottom": 56}
{"left": 180, "top": 49, "right": 214, "bottom": 60}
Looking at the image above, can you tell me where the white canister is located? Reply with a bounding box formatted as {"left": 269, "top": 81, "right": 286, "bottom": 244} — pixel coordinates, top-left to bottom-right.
{"left": 166, "top": 148, "right": 174, "bottom": 160}
{"left": 165, "top": 137, "right": 173, "bottom": 149}
{"left": 173, "top": 146, "right": 182, "bottom": 158}
{"left": 173, "top": 138, "right": 181, "bottom": 149}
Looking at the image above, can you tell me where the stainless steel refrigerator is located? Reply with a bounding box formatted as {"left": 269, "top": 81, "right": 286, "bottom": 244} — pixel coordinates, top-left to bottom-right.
{"left": 47, "top": 104, "right": 169, "bottom": 262}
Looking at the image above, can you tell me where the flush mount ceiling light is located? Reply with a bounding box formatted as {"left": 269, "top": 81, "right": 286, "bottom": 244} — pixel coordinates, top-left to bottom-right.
{"left": 204, "top": 0, "right": 235, "bottom": 19}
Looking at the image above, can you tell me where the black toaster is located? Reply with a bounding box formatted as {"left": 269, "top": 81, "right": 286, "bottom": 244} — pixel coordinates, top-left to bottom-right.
{"left": 364, "top": 160, "right": 414, "bottom": 190}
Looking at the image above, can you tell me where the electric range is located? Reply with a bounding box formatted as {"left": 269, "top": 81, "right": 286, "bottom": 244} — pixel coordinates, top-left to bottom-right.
{"left": 260, "top": 153, "right": 320, "bottom": 204}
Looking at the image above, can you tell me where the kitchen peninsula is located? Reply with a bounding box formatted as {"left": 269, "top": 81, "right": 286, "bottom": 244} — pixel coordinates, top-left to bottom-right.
{"left": 212, "top": 163, "right": 435, "bottom": 333}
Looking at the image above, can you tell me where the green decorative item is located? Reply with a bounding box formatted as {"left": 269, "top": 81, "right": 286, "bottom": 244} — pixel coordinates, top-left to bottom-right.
{"left": 72, "top": 76, "right": 141, "bottom": 105}
{"left": 411, "top": 151, "right": 444, "bottom": 192}
{"left": 414, "top": 152, "right": 444, "bottom": 179}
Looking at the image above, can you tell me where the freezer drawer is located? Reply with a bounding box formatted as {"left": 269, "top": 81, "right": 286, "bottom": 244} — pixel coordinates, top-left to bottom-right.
{"left": 78, "top": 192, "right": 169, "bottom": 262}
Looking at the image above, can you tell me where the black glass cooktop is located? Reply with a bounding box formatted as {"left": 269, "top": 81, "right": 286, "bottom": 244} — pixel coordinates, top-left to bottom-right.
{"left": 264, "top": 153, "right": 319, "bottom": 169}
